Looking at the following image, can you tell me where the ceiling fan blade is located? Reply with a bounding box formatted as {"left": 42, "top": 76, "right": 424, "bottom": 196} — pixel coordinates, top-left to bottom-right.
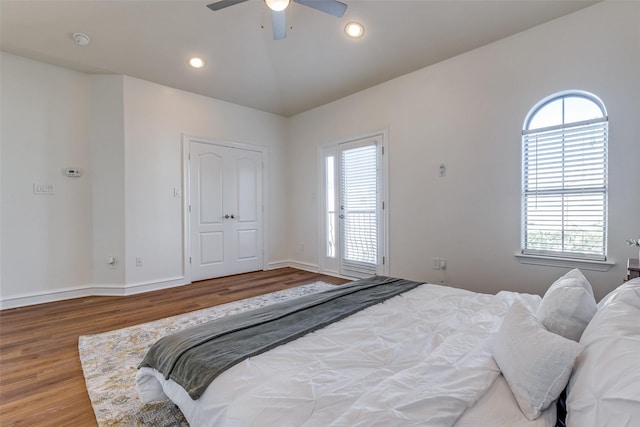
{"left": 271, "top": 10, "right": 287, "bottom": 40}
{"left": 206, "top": 0, "right": 248, "bottom": 12}
{"left": 293, "top": 0, "right": 347, "bottom": 17}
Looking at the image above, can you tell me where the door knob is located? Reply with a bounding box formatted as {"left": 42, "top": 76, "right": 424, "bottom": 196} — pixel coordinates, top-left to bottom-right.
{"left": 230, "top": 214, "right": 235, "bottom": 219}
{"left": 224, "top": 214, "right": 230, "bottom": 219}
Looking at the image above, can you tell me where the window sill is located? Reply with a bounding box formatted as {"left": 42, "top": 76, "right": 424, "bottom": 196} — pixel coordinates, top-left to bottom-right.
{"left": 514, "top": 253, "right": 615, "bottom": 272}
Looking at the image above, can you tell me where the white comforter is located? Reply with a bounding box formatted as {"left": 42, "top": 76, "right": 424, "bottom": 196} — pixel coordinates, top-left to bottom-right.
{"left": 137, "top": 283, "right": 556, "bottom": 426}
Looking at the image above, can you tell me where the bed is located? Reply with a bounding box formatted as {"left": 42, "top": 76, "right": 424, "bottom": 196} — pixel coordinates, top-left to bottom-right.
{"left": 136, "top": 272, "right": 640, "bottom": 426}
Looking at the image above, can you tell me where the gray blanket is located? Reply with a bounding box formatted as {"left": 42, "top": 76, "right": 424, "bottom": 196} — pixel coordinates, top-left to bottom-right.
{"left": 139, "top": 276, "right": 422, "bottom": 400}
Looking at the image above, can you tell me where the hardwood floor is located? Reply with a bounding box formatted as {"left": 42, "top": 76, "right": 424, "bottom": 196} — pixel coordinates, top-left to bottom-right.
{"left": 0, "top": 268, "right": 349, "bottom": 427}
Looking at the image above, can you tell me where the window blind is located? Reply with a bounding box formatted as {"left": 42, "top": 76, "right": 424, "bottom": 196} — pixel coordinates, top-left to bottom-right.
{"left": 522, "top": 117, "right": 608, "bottom": 260}
{"left": 340, "top": 143, "right": 378, "bottom": 276}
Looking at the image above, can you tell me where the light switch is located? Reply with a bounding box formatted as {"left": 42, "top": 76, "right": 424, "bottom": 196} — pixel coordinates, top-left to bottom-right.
{"left": 33, "top": 183, "right": 56, "bottom": 195}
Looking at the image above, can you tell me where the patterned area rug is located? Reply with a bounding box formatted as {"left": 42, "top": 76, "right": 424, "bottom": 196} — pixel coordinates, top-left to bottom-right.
{"left": 79, "top": 282, "right": 337, "bottom": 427}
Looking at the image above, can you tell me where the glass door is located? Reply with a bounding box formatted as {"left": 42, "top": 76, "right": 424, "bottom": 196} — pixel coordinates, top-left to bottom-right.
{"left": 321, "top": 134, "right": 385, "bottom": 278}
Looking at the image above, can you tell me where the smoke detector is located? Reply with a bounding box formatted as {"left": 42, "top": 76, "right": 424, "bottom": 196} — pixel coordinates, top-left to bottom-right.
{"left": 72, "top": 33, "right": 91, "bottom": 46}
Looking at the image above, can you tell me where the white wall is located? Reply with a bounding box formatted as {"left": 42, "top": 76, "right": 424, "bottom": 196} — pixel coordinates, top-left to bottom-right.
{"left": 287, "top": 2, "right": 640, "bottom": 301}
{"left": 0, "top": 54, "right": 289, "bottom": 307}
{"left": 120, "top": 76, "right": 289, "bottom": 287}
{"left": 91, "top": 75, "right": 126, "bottom": 288}
{"left": 1, "top": 54, "right": 94, "bottom": 302}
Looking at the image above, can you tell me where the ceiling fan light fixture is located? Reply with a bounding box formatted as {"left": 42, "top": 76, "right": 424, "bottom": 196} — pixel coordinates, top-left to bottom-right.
{"left": 189, "top": 57, "right": 205, "bottom": 68}
{"left": 264, "top": 0, "right": 290, "bottom": 12}
{"left": 344, "top": 22, "right": 364, "bottom": 39}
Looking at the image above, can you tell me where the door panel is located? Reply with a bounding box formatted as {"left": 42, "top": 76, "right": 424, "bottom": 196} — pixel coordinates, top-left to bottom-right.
{"left": 338, "top": 138, "right": 380, "bottom": 278}
{"left": 198, "top": 153, "right": 223, "bottom": 224}
{"left": 200, "top": 232, "right": 223, "bottom": 264}
{"left": 237, "top": 157, "right": 258, "bottom": 223}
{"left": 194, "top": 150, "right": 225, "bottom": 273}
{"left": 237, "top": 229, "right": 258, "bottom": 260}
{"left": 190, "top": 141, "right": 263, "bottom": 281}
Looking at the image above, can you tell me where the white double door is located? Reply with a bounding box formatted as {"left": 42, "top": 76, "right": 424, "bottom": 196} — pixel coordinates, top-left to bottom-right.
{"left": 189, "top": 140, "right": 263, "bottom": 281}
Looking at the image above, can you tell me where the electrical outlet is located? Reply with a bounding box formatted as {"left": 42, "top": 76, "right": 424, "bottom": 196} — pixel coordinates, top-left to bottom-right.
{"left": 136, "top": 257, "right": 143, "bottom": 267}
{"left": 439, "top": 259, "right": 447, "bottom": 270}
{"left": 432, "top": 258, "right": 440, "bottom": 270}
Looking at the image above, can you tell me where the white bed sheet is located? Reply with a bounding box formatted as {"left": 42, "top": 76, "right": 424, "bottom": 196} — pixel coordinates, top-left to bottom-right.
{"left": 137, "top": 283, "right": 556, "bottom": 426}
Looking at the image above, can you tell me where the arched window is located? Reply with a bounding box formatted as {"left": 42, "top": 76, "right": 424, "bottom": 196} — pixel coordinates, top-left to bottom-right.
{"left": 522, "top": 91, "right": 608, "bottom": 260}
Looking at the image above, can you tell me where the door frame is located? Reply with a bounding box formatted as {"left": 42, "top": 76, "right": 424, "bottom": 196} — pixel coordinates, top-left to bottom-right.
{"left": 182, "top": 134, "right": 269, "bottom": 283}
{"left": 317, "top": 129, "right": 390, "bottom": 278}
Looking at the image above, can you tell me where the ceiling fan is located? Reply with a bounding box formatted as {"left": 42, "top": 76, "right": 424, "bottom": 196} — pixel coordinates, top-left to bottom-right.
{"left": 206, "top": 0, "right": 347, "bottom": 40}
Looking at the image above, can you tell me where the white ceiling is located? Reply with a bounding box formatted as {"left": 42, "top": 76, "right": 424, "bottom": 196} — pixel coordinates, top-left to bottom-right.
{"left": 1, "top": 0, "right": 598, "bottom": 117}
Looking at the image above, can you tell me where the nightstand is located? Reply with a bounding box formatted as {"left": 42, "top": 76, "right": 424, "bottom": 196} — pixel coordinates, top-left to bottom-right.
{"left": 626, "top": 258, "right": 640, "bottom": 281}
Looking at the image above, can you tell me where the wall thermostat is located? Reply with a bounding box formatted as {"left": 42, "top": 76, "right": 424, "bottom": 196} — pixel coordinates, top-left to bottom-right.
{"left": 65, "top": 168, "right": 82, "bottom": 177}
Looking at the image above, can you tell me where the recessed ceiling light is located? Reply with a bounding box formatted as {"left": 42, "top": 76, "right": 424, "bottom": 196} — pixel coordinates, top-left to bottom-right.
{"left": 72, "top": 33, "right": 91, "bottom": 46}
{"left": 344, "top": 22, "right": 364, "bottom": 39}
{"left": 189, "top": 57, "right": 205, "bottom": 68}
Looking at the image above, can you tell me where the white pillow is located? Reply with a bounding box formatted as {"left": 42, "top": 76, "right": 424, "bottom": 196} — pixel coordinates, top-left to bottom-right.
{"left": 536, "top": 269, "right": 597, "bottom": 342}
{"left": 492, "top": 300, "right": 584, "bottom": 421}
{"left": 566, "top": 279, "right": 640, "bottom": 426}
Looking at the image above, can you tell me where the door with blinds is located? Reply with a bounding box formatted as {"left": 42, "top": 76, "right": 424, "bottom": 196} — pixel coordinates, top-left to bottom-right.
{"left": 322, "top": 134, "right": 386, "bottom": 278}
